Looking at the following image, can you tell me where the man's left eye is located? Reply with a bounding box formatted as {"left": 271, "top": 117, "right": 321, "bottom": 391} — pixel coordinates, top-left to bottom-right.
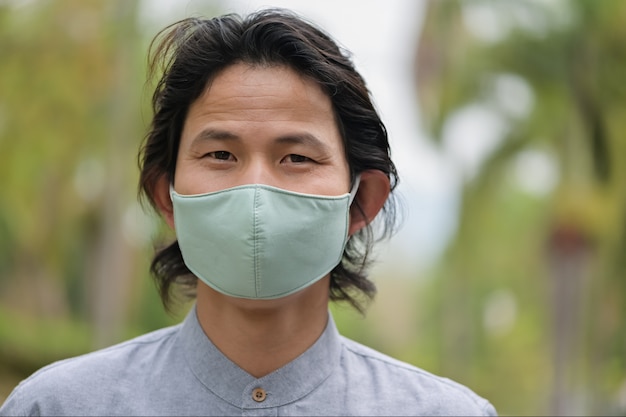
{"left": 287, "top": 154, "right": 310, "bottom": 163}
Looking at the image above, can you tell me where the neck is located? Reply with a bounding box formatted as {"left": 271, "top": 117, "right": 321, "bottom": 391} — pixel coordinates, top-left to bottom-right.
{"left": 195, "top": 277, "right": 330, "bottom": 378}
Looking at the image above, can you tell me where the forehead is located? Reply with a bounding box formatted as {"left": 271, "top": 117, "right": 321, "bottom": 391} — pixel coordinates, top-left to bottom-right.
{"left": 202, "top": 63, "right": 327, "bottom": 105}
{"left": 183, "top": 63, "right": 341, "bottom": 140}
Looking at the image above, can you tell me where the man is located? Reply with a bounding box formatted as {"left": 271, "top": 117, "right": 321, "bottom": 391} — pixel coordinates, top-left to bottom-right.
{"left": 1, "top": 9, "right": 496, "bottom": 416}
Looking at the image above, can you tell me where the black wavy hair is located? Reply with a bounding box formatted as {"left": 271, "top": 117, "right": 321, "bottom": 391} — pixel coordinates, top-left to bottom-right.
{"left": 138, "top": 9, "right": 399, "bottom": 313}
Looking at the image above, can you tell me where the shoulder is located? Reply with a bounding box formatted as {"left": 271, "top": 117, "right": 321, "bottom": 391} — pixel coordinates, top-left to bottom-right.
{"left": 338, "top": 336, "right": 497, "bottom": 416}
{"left": 0, "top": 324, "right": 181, "bottom": 416}
{"left": 26, "top": 324, "right": 180, "bottom": 380}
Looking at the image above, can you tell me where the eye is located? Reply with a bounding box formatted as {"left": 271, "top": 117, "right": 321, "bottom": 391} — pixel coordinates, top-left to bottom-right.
{"left": 206, "top": 151, "right": 234, "bottom": 161}
{"left": 284, "top": 154, "right": 312, "bottom": 163}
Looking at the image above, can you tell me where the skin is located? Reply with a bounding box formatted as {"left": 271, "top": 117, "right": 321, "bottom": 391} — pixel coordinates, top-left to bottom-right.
{"left": 155, "top": 63, "right": 390, "bottom": 377}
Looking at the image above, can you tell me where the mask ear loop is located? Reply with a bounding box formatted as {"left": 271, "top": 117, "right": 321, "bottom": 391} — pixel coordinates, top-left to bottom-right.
{"left": 348, "top": 175, "right": 361, "bottom": 205}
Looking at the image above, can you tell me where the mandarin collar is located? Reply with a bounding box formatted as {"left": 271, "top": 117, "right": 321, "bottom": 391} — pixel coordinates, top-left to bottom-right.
{"left": 177, "top": 306, "right": 342, "bottom": 408}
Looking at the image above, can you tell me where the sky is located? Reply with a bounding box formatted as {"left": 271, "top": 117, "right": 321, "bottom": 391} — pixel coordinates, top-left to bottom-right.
{"left": 140, "top": 0, "right": 463, "bottom": 279}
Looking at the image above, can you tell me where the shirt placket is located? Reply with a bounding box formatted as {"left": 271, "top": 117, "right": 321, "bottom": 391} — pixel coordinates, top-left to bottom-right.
{"left": 241, "top": 383, "right": 278, "bottom": 417}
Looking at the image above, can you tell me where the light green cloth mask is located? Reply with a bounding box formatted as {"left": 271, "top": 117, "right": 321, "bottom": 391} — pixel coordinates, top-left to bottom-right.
{"left": 170, "top": 179, "right": 359, "bottom": 299}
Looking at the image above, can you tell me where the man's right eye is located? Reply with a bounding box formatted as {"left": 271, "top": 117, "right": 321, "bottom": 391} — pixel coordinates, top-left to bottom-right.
{"left": 208, "top": 151, "right": 233, "bottom": 160}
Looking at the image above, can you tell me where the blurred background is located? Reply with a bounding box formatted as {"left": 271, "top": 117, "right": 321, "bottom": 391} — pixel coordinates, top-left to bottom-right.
{"left": 1, "top": 0, "right": 625, "bottom": 415}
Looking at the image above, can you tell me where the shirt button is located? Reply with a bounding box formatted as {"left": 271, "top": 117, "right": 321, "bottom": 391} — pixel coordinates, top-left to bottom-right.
{"left": 252, "top": 387, "right": 266, "bottom": 402}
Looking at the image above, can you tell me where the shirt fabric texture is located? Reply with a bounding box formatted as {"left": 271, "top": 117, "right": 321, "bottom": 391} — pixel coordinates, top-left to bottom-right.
{"left": 0, "top": 307, "right": 497, "bottom": 416}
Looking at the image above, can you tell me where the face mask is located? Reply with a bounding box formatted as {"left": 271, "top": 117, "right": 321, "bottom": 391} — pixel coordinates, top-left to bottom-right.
{"left": 170, "top": 178, "right": 360, "bottom": 299}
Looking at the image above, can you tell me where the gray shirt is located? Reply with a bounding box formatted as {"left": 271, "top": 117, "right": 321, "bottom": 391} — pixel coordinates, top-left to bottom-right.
{"left": 1, "top": 307, "right": 496, "bottom": 416}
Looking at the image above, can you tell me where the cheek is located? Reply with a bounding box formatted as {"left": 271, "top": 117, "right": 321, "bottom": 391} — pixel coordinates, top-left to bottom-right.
{"left": 318, "top": 167, "right": 351, "bottom": 196}
{"left": 172, "top": 161, "right": 209, "bottom": 194}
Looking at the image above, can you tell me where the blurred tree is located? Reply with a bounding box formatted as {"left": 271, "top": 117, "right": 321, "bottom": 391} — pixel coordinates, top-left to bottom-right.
{"left": 0, "top": 0, "right": 156, "bottom": 399}
{"left": 415, "top": 0, "right": 626, "bottom": 415}
{"left": 0, "top": 0, "right": 147, "bottom": 350}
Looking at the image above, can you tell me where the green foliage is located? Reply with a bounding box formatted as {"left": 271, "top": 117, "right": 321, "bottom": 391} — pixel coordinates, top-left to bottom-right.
{"left": 415, "top": 0, "right": 626, "bottom": 414}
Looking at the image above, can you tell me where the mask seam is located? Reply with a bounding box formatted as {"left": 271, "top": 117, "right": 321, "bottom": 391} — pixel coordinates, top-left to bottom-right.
{"left": 253, "top": 186, "right": 261, "bottom": 297}
{"left": 172, "top": 184, "right": 348, "bottom": 201}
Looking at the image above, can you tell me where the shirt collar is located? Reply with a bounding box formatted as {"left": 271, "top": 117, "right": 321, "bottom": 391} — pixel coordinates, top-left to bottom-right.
{"left": 177, "top": 306, "right": 342, "bottom": 408}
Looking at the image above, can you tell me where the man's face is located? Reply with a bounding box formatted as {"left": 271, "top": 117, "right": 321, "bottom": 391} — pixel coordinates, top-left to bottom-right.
{"left": 174, "top": 63, "right": 351, "bottom": 197}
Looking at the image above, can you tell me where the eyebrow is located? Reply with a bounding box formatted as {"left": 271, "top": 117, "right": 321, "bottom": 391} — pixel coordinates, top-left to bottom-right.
{"left": 191, "top": 129, "right": 240, "bottom": 145}
{"left": 191, "top": 129, "right": 331, "bottom": 153}
{"left": 275, "top": 133, "right": 331, "bottom": 153}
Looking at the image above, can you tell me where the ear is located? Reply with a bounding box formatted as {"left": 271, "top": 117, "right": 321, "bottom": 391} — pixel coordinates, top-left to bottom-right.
{"left": 153, "top": 175, "right": 175, "bottom": 230}
{"left": 349, "top": 170, "right": 391, "bottom": 235}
